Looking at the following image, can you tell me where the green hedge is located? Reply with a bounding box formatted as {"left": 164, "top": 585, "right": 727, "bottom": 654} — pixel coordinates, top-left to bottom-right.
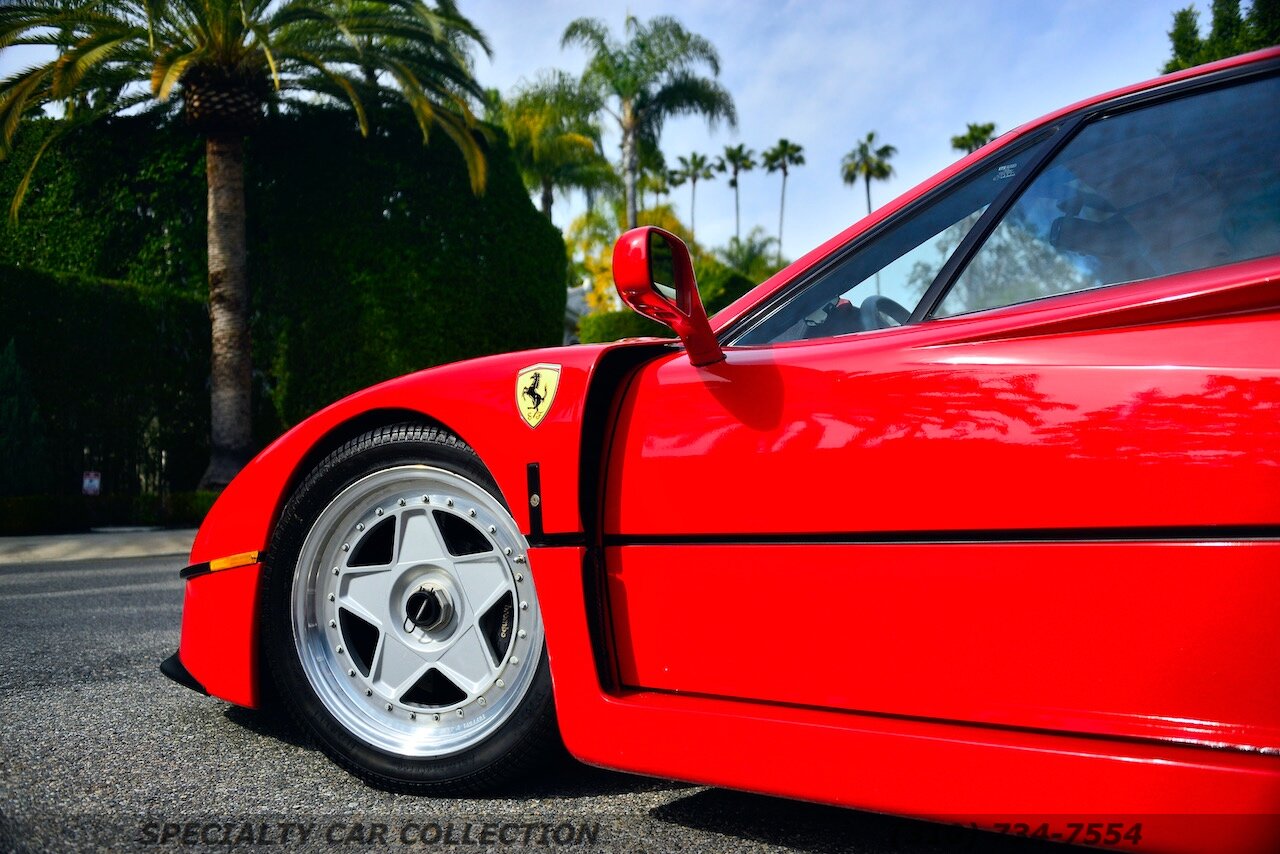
{"left": 0, "top": 107, "right": 566, "bottom": 428}
{"left": 0, "top": 266, "right": 210, "bottom": 501}
{"left": 0, "top": 491, "right": 218, "bottom": 536}
{"left": 696, "top": 257, "right": 757, "bottom": 315}
{"left": 577, "top": 310, "right": 674, "bottom": 344}
{"left": 245, "top": 109, "right": 566, "bottom": 423}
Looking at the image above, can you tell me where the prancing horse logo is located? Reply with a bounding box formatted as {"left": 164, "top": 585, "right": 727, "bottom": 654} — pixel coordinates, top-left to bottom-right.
{"left": 515, "top": 363, "right": 561, "bottom": 428}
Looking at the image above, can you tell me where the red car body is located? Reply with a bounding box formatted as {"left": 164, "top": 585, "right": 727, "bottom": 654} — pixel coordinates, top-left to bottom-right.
{"left": 172, "top": 49, "right": 1280, "bottom": 853}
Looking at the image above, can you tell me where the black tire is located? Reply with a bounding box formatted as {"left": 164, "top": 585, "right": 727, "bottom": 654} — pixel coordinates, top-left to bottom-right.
{"left": 261, "top": 423, "right": 559, "bottom": 793}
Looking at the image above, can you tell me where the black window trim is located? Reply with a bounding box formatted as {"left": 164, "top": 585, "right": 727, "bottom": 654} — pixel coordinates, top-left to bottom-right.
{"left": 719, "top": 127, "right": 1062, "bottom": 344}
{"left": 718, "top": 54, "right": 1280, "bottom": 345}
{"left": 920, "top": 57, "right": 1280, "bottom": 322}
{"left": 907, "top": 117, "right": 1081, "bottom": 323}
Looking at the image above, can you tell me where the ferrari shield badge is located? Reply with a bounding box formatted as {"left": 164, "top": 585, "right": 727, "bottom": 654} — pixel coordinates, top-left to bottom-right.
{"left": 516, "top": 363, "right": 561, "bottom": 428}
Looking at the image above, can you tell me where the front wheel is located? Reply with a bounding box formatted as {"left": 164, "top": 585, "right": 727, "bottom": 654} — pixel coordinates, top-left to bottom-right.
{"left": 262, "top": 424, "right": 557, "bottom": 793}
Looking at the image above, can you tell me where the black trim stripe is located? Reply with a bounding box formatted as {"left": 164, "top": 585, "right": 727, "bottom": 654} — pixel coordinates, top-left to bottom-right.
{"left": 527, "top": 533, "right": 587, "bottom": 548}
{"left": 526, "top": 462, "right": 544, "bottom": 539}
{"left": 603, "top": 526, "right": 1280, "bottom": 548}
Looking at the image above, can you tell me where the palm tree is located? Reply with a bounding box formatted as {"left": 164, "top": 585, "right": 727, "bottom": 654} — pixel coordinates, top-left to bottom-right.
{"left": 762, "top": 138, "right": 804, "bottom": 266}
{"left": 488, "top": 70, "right": 614, "bottom": 223}
{"left": 562, "top": 15, "right": 736, "bottom": 230}
{"left": 0, "top": 0, "right": 490, "bottom": 489}
{"left": 951, "top": 122, "right": 996, "bottom": 155}
{"left": 715, "top": 143, "right": 755, "bottom": 241}
{"left": 841, "top": 131, "right": 897, "bottom": 217}
{"left": 673, "top": 151, "right": 715, "bottom": 238}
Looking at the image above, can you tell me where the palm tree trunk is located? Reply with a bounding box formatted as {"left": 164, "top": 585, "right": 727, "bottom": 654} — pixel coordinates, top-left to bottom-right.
{"left": 199, "top": 135, "right": 253, "bottom": 490}
{"left": 777, "top": 171, "right": 787, "bottom": 266}
{"left": 690, "top": 179, "right": 697, "bottom": 238}
{"left": 733, "top": 175, "right": 741, "bottom": 242}
{"left": 621, "top": 115, "right": 638, "bottom": 229}
{"left": 540, "top": 178, "right": 554, "bottom": 220}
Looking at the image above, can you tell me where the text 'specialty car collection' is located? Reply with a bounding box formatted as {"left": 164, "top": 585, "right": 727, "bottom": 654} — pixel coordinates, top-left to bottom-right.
{"left": 164, "top": 47, "right": 1280, "bottom": 854}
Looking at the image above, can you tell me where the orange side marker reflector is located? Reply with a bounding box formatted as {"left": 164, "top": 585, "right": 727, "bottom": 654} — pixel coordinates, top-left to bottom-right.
{"left": 208, "top": 551, "right": 261, "bottom": 572}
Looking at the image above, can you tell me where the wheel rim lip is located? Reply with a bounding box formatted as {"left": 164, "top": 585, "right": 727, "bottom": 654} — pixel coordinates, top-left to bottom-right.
{"left": 290, "top": 464, "right": 543, "bottom": 758}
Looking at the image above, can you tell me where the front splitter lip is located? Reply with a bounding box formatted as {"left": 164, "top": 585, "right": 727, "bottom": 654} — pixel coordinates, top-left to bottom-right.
{"left": 160, "top": 651, "right": 208, "bottom": 696}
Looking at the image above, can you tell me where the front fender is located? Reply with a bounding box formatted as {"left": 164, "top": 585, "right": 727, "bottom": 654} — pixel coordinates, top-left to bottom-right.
{"left": 177, "top": 341, "right": 651, "bottom": 707}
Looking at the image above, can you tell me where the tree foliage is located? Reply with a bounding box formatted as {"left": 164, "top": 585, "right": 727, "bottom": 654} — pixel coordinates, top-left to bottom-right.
{"left": 0, "top": 265, "right": 209, "bottom": 499}
{"left": 951, "top": 122, "right": 997, "bottom": 155}
{"left": 0, "top": 108, "right": 566, "bottom": 427}
{"left": 716, "top": 143, "right": 756, "bottom": 240}
{"left": 715, "top": 226, "right": 783, "bottom": 283}
{"left": 575, "top": 255, "right": 754, "bottom": 343}
{"left": 567, "top": 195, "right": 694, "bottom": 312}
{"left": 672, "top": 150, "right": 715, "bottom": 237}
{"left": 562, "top": 14, "right": 736, "bottom": 229}
{"left": 762, "top": 138, "right": 804, "bottom": 265}
{"left": 1164, "top": 0, "right": 1279, "bottom": 72}
{"left": 0, "top": 0, "right": 494, "bottom": 203}
{"left": 841, "top": 130, "right": 897, "bottom": 216}
{"left": 486, "top": 70, "right": 614, "bottom": 223}
{"left": 0, "top": 0, "right": 495, "bottom": 487}
{"left": 0, "top": 338, "right": 50, "bottom": 497}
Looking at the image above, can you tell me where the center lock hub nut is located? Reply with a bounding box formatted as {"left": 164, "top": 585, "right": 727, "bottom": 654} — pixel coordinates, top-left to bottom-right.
{"left": 404, "top": 585, "right": 452, "bottom": 633}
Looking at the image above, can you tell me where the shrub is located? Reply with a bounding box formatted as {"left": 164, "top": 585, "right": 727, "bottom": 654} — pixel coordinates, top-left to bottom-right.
{"left": 577, "top": 310, "right": 674, "bottom": 344}
{"left": 695, "top": 256, "right": 757, "bottom": 315}
{"left": 0, "top": 266, "right": 210, "bottom": 500}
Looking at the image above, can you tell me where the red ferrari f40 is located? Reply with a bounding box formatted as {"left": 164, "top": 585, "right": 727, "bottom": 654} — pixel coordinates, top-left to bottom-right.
{"left": 165, "top": 47, "right": 1280, "bottom": 854}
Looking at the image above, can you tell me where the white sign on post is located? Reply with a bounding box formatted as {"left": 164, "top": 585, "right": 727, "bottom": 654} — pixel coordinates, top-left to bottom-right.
{"left": 82, "top": 471, "right": 101, "bottom": 496}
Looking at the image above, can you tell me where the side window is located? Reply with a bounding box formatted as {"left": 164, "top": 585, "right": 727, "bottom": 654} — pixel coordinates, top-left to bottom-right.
{"left": 732, "top": 134, "right": 1053, "bottom": 345}
{"left": 935, "top": 74, "right": 1280, "bottom": 318}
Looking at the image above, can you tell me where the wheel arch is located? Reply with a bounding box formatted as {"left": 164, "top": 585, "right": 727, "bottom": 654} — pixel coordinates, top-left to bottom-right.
{"left": 267, "top": 408, "right": 451, "bottom": 546}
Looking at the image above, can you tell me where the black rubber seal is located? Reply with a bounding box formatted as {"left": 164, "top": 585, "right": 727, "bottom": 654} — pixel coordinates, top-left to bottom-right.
{"left": 178, "top": 561, "right": 211, "bottom": 580}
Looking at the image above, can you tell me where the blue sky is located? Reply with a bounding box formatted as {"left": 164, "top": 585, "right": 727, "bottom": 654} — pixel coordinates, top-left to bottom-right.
{"left": 1, "top": 1, "right": 1190, "bottom": 261}
{"left": 468, "top": 0, "right": 1182, "bottom": 260}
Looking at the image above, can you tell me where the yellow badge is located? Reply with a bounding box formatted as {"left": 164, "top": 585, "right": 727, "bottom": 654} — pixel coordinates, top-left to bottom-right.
{"left": 516, "top": 363, "right": 561, "bottom": 428}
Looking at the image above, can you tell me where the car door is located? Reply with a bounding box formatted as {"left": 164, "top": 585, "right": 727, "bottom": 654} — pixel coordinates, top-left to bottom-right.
{"left": 601, "top": 67, "right": 1280, "bottom": 753}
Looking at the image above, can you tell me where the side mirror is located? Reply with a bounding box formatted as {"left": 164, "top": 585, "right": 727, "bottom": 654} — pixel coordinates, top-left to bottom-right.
{"left": 611, "top": 227, "right": 725, "bottom": 366}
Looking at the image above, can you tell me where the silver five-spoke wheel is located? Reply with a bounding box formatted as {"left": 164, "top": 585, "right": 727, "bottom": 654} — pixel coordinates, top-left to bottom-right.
{"left": 263, "top": 425, "right": 557, "bottom": 792}
{"left": 293, "top": 465, "right": 541, "bottom": 756}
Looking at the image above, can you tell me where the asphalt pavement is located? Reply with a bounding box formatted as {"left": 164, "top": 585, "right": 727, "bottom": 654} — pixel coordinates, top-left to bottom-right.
{"left": 0, "top": 549, "right": 1052, "bottom": 854}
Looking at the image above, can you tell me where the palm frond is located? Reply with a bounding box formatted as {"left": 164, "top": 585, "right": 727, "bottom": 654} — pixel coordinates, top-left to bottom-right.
{"left": 643, "top": 71, "right": 736, "bottom": 134}
{"left": 4, "top": 0, "right": 494, "bottom": 216}
{"left": 561, "top": 17, "right": 612, "bottom": 55}
{"left": 432, "top": 106, "right": 486, "bottom": 193}
{"left": 278, "top": 47, "right": 369, "bottom": 135}
{"left": 0, "top": 65, "right": 51, "bottom": 157}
